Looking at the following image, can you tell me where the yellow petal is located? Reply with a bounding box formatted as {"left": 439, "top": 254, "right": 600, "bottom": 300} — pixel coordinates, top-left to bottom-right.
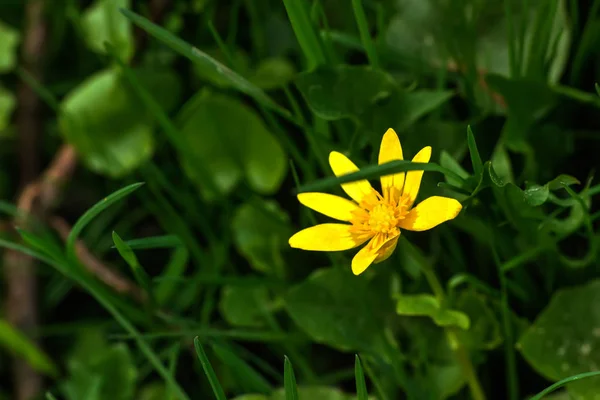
{"left": 329, "top": 151, "right": 373, "bottom": 203}
{"left": 402, "top": 146, "right": 431, "bottom": 207}
{"left": 289, "top": 223, "right": 367, "bottom": 251}
{"left": 378, "top": 128, "right": 405, "bottom": 200}
{"left": 374, "top": 235, "right": 400, "bottom": 264}
{"left": 352, "top": 233, "right": 399, "bottom": 275}
{"left": 399, "top": 196, "right": 462, "bottom": 232}
{"left": 297, "top": 192, "right": 359, "bottom": 221}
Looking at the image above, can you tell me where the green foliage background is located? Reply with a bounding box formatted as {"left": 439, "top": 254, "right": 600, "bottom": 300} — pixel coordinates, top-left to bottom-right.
{"left": 0, "top": 0, "right": 599, "bottom": 399}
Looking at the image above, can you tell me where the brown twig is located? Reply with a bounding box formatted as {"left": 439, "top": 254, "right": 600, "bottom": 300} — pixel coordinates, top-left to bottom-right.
{"left": 4, "top": 0, "right": 48, "bottom": 399}
{"left": 49, "top": 216, "right": 146, "bottom": 304}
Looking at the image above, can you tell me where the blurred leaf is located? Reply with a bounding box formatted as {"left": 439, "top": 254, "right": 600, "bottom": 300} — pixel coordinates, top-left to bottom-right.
{"left": 396, "top": 294, "right": 470, "bottom": 330}
{"left": 177, "top": 92, "right": 287, "bottom": 199}
{"left": 219, "top": 286, "right": 270, "bottom": 328}
{"left": 112, "top": 231, "right": 154, "bottom": 307}
{"left": 231, "top": 201, "right": 291, "bottom": 274}
{"left": 518, "top": 280, "right": 600, "bottom": 399}
{"left": 272, "top": 386, "right": 358, "bottom": 400}
{"left": 230, "top": 396, "right": 269, "bottom": 400}
{"left": 82, "top": 0, "right": 133, "bottom": 61}
{"left": 212, "top": 343, "right": 272, "bottom": 394}
{"left": 364, "top": 89, "right": 454, "bottom": 134}
{"left": 284, "top": 267, "right": 390, "bottom": 353}
{"left": 60, "top": 68, "right": 180, "bottom": 177}
{"left": 547, "top": 174, "right": 580, "bottom": 191}
{"left": 0, "top": 85, "right": 15, "bottom": 132}
{"left": 455, "top": 290, "right": 502, "bottom": 350}
{"left": 523, "top": 184, "right": 550, "bottom": 207}
{"left": 0, "top": 320, "right": 58, "bottom": 377}
{"left": 250, "top": 57, "right": 296, "bottom": 90}
{"left": 62, "top": 329, "right": 137, "bottom": 400}
{"left": 295, "top": 65, "right": 395, "bottom": 120}
{"left": 0, "top": 20, "right": 19, "bottom": 73}
{"left": 467, "top": 126, "right": 483, "bottom": 178}
{"left": 121, "top": 9, "right": 287, "bottom": 115}
{"left": 138, "top": 383, "right": 177, "bottom": 400}
{"left": 194, "top": 48, "right": 251, "bottom": 88}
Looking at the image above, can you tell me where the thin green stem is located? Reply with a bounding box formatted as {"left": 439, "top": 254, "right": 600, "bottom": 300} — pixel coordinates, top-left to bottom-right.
{"left": 405, "top": 238, "right": 486, "bottom": 400}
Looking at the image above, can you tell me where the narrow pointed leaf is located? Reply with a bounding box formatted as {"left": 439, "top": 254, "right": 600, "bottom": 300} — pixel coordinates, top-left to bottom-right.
{"left": 355, "top": 355, "right": 368, "bottom": 400}
{"left": 193, "top": 337, "right": 227, "bottom": 400}
{"left": 284, "top": 355, "right": 299, "bottom": 400}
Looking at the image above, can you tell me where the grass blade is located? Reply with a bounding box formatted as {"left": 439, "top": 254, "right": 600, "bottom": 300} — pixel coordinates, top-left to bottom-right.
{"left": 351, "top": 0, "right": 379, "bottom": 68}
{"left": 529, "top": 371, "right": 600, "bottom": 400}
{"left": 282, "top": 0, "right": 327, "bottom": 68}
{"left": 112, "top": 234, "right": 183, "bottom": 250}
{"left": 45, "top": 393, "right": 58, "bottom": 400}
{"left": 467, "top": 125, "right": 483, "bottom": 178}
{"left": 119, "top": 8, "right": 288, "bottom": 117}
{"left": 66, "top": 182, "right": 144, "bottom": 259}
{"left": 193, "top": 337, "right": 227, "bottom": 400}
{"left": 355, "top": 355, "right": 368, "bottom": 400}
{"left": 212, "top": 343, "right": 272, "bottom": 394}
{"left": 112, "top": 231, "right": 155, "bottom": 308}
{"left": 296, "top": 160, "right": 465, "bottom": 193}
{"left": 284, "top": 355, "right": 299, "bottom": 400}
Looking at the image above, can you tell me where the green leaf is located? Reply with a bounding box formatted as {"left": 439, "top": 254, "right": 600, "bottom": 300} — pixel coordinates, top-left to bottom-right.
{"left": 59, "top": 68, "right": 180, "bottom": 177}
{"left": 523, "top": 184, "right": 550, "bottom": 207}
{"left": 354, "top": 355, "right": 368, "bottom": 400}
{"left": 547, "top": 174, "right": 580, "bottom": 191}
{"left": 284, "top": 267, "right": 391, "bottom": 352}
{"left": 0, "top": 320, "right": 58, "bottom": 377}
{"left": 177, "top": 93, "right": 287, "bottom": 199}
{"left": 231, "top": 201, "right": 291, "bottom": 274}
{"left": 396, "top": 294, "right": 470, "bottom": 330}
{"left": 66, "top": 182, "right": 144, "bottom": 259}
{"left": 0, "top": 84, "right": 16, "bottom": 132}
{"left": 0, "top": 20, "right": 19, "bottom": 73}
{"left": 439, "top": 150, "right": 469, "bottom": 188}
{"left": 120, "top": 9, "right": 287, "bottom": 116}
{"left": 81, "top": 0, "right": 133, "bottom": 61}
{"left": 295, "top": 65, "right": 395, "bottom": 120}
{"left": 250, "top": 57, "right": 296, "bottom": 90}
{"left": 518, "top": 280, "right": 600, "bottom": 399}
{"left": 284, "top": 356, "right": 299, "bottom": 400}
{"left": 219, "top": 286, "right": 270, "bottom": 328}
{"left": 193, "top": 337, "right": 227, "bottom": 400}
{"left": 62, "top": 329, "right": 137, "bottom": 400}
{"left": 272, "top": 386, "right": 355, "bottom": 400}
{"left": 466, "top": 126, "right": 483, "bottom": 178}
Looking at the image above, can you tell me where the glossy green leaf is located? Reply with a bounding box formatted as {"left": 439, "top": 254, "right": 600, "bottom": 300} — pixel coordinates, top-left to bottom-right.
{"left": 0, "top": 320, "right": 58, "bottom": 377}
{"left": 0, "top": 20, "right": 19, "bottom": 73}
{"left": 219, "top": 286, "right": 270, "bottom": 328}
{"left": 396, "top": 294, "right": 470, "bottom": 330}
{"left": 231, "top": 201, "right": 291, "bottom": 274}
{"left": 295, "top": 65, "right": 395, "bottom": 120}
{"left": 59, "top": 68, "right": 180, "bottom": 177}
{"left": 518, "top": 280, "right": 600, "bottom": 399}
{"left": 177, "top": 93, "right": 287, "bottom": 199}
{"left": 285, "top": 267, "right": 390, "bottom": 352}
{"left": 0, "top": 84, "right": 15, "bottom": 132}
{"left": 81, "top": 0, "right": 133, "bottom": 61}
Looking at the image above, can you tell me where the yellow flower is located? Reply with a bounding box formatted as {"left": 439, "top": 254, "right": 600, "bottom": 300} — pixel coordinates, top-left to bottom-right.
{"left": 289, "top": 128, "right": 463, "bottom": 275}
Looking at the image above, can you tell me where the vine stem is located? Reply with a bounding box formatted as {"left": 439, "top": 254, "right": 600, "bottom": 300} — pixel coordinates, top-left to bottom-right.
{"left": 405, "top": 238, "right": 487, "bottom": 400}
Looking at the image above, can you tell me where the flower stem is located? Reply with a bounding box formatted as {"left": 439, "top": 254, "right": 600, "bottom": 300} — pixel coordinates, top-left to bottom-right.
{"left": 403, "top": 238, "right": 487, "bottom": 400}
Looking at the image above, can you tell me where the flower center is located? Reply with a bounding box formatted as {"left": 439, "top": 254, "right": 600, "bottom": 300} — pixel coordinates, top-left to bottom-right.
{"left": 349, "top": 188, "right": 410, "bottom": 239}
